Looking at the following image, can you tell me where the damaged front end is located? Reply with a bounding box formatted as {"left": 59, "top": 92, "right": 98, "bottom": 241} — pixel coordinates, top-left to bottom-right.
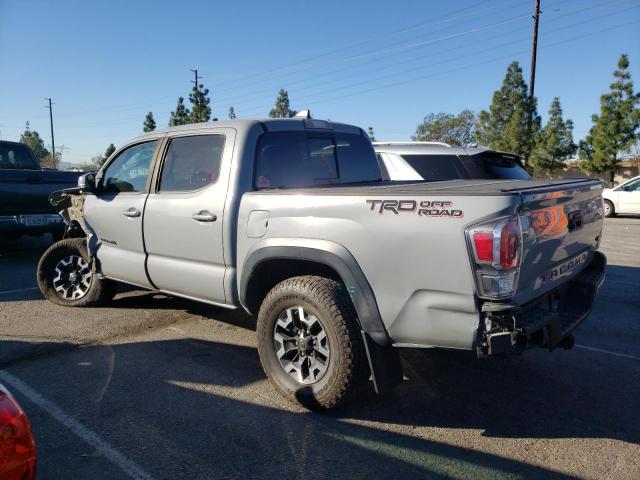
{"left": 477, "top": 250, "right": 606, "bottom": 357}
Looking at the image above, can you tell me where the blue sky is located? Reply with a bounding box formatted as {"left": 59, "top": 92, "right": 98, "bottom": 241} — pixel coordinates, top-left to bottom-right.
{"left": 1, "top": 0, "right": 639, "bottom": 165}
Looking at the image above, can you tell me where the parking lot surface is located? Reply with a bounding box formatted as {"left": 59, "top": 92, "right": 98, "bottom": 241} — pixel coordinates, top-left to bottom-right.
{"left": 1, "top": 217, "right": 639, "bottom": 479}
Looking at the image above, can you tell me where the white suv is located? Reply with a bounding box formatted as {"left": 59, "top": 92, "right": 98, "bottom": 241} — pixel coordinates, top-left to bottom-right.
{"left": 373, "top": 142, "right": 530, "bottom": 181}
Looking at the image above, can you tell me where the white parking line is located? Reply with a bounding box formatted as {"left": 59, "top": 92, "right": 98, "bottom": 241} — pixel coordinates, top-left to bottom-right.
{"left": 0, "top": 287, "right": 40, "bottom": 295}
{"left": 0, "top": 370, "right": 154, "bottom": 480}
{"left": 575, "top": 344, "right": 640, "bottom": 361}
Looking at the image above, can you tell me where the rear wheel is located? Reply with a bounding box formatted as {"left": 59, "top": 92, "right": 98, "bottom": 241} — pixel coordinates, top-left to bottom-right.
{"left": 256, "top": 275, "right": 369, "bottom": 410}
{"left": 603, "top": 200, "right": 615, "bottom": 218}
{"left": 37, "top": 238, "right": 117, "bottom": 307}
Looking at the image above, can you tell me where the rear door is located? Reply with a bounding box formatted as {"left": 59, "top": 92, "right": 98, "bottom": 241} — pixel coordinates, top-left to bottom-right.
{"left": 83, "top": 139, "right": 160, "bottom": 288}
{"left": 143, "top": 129, "right": 234, "bottom": 304}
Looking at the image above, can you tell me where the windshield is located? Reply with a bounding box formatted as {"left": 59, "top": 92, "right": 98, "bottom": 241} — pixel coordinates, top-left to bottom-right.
{"left": 0, "top": 143, "right": 39, "bottom": 170}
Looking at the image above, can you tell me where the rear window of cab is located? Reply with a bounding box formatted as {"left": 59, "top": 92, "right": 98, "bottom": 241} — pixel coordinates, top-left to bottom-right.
{"left": 254, "top": 131, "right": 381, "bottom": 189}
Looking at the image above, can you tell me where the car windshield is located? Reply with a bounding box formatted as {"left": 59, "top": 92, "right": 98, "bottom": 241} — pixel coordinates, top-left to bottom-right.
{"left": 0, "top": 143, "right": 39, "bottom": 170}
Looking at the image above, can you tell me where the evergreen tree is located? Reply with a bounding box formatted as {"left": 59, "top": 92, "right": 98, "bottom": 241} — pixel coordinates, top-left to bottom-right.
{"left": 367, "top": 127, "right": 376, "bottom": 142}
{"left": 143, "top": 112, "right": 156, "bottom": 132}
{"left": 269, "top": 89, "right": 297, "bottom": 118}
{"left": 19, "top": 121, "right": 50, "bottom": 160}
{"left": 101, "top": 144, "right": 116, "bottom": 166}
{"left": 579, "top": 54, "right": 640, "bottom": 183}
{"left": 476, "top": 61, "right": 540, "bottom": 160}
{"left": 189, "top": 83, "right": 212, "bottom": 123}
{"left": 413, "top": 110, "right": 477, "bottom": 146}
{"left": 228, "top": 106, "right": 236, "bottom": 119}
{"left": 529, "top": 98, "right": 576, "bottom": 174}
{"left": 169, "top": 97, "right": 191, "bottom": 126}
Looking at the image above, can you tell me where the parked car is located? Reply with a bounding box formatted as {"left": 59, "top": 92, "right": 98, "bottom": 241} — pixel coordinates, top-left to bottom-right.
{"left": 374, "top": 141, "right": 531, "bottom": 181}
{"left": 602, "top": 175, "right": 640, "bottom": 217}
{"left": 0, "top": 383, "right": 36, "bottom": 480}
{"left": 0, "top": 140, "right": 82, "bottom": 241}
{"left": 37, "top": 116, "right": 605, "bottom": 410}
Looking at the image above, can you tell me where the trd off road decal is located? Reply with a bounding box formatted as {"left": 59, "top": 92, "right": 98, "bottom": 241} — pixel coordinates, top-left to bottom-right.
{"left": 366, "top": 199, "right": 464, "bottom": 218}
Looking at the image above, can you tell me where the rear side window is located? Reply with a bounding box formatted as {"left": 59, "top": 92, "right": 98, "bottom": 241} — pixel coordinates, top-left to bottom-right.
{"left": 254, "top": 131, "right": 380, "bottom": 189}
{"left": 159, "top": 135, "right": 225, "bottom": 192}
{"left": 401, "top": 154, "right": 468, "bottom": 181}
{"left": 459, "top": 153, "right": 530, "bottom": 180}
{"left": 0, "top": 143, "right": 39, "bottom": 170}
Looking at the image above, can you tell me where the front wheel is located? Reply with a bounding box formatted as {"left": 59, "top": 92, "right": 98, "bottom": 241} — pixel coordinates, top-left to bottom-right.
{"left": 256, "top": 276, "right": 369, "bottom": 410}
{"left": 603, "top": 200, "right": 615, "bottom": 218}
{"left": 36, "top": 238, "right": 116, "bottom": 307}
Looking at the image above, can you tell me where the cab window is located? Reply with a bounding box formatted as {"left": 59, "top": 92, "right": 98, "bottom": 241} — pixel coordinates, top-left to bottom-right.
{"left": 102, "top": 141, "right": 157, "bottom": 193}
{"left": 158, "top": 135, "right": 225, "bottom": 192}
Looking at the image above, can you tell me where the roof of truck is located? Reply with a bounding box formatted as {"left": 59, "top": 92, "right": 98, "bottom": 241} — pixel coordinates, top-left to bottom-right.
{"left": 133, "top": 118, "right": 364, "bottom": 141}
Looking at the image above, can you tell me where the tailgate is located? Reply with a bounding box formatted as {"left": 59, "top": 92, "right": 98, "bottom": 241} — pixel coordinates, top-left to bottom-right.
{"left": 0, "top": 170, "right": 81, "bottom": 215}
{"left": 513, "top": 180, "right": 604, "bottom": 304}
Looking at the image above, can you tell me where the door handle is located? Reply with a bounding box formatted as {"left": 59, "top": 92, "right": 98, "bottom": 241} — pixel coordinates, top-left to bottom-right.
{"left": 122, "top": 207, "right": 141, "bottom": 218}
{"left": 192, "top": 210, "right": 217, "bottom": 222}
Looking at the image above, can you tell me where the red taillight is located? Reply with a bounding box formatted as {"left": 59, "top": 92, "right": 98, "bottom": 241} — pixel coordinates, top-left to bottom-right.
{"left": 473, "top": 231, "right": 494, "bottom": 262}
{"left": 499, "top": 218, "right": 521, "bottom": 269}
{"left": 0, "top": 388, "right": 36, "bottom": 480}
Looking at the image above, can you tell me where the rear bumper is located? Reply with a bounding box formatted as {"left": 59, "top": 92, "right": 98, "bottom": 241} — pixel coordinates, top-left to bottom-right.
{"left": 479, "top": 250, "right": 606, "bottom": 355}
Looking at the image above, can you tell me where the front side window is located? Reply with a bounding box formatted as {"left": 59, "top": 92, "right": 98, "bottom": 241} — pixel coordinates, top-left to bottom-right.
{"left": 102, "top": 141, "right": 157, "bottom": 193}
{"left": 622, "top": 179, "right": 640, "bottom": 192}
{"left": 158, "top": 135, "right": 225, "bottom": 192}
{"left": 254, "top": 131, "right": 380, "bottom": 189}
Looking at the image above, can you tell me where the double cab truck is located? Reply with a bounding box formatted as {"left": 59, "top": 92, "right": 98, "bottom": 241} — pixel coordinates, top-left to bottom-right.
{"left": 37, "top": 116, "right": 606, "bottom": 409}
{"left": 0, "top": 140, "right": 81, "bottom": 241}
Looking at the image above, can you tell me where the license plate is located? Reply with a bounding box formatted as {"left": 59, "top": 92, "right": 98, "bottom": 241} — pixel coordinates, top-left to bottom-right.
{"left": 19, "top": 215, "right": 61, "bottom": 226}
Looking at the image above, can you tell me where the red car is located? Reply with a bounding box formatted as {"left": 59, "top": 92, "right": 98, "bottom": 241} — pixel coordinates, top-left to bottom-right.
{"left": 0, "top": 383, "right": 36, "bottom": 480}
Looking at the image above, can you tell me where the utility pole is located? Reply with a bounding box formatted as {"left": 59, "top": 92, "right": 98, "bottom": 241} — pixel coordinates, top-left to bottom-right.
{"left": 190, "top": 68, "right": 201, "bottom": 115}
{"left": 528, "top": 0, "right": 541, "bottom": 126}
{"left": 44, "top": 97, "right": 56, "bottom": 169}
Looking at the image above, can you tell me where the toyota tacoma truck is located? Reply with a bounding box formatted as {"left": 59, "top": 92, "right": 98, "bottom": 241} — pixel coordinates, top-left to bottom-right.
{"left": 36, "top": 116, "right": 606, "bottom": 410}
{"left": 0, "top": 140, "right": 81, "bottom": 241}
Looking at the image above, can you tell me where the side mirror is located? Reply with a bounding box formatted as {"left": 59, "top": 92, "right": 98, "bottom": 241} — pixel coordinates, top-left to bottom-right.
{"left": 78, "top": 172, "right": 97, "bottom": 193}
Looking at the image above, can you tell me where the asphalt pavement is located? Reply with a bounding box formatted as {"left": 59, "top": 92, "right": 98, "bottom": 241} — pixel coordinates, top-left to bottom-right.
{"left": 0, "top": 218, "right": 639, "bottom": 479}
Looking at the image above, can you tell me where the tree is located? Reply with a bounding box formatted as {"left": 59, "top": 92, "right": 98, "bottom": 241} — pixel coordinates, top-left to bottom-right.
{"left": 189, "top": 83, "right": 212, "bottom": 123}
{"left": 475, "top": 61, "right": 540, "bottom": 160}
{"left": 228, "top": 106, "right": 236, "bottom": 119}
{"left": 19, "top": 122, "right": 50, "bottom": 160}
{"left": 528, "top": 98, "right": 576, "bottom": 174}
{"left": 143, "top": 112, "right": 156, "bottom": 132}
{"left": 269, "top": 89, "right": 297, "bottom": 118}
{"left": 100, "top": 144, "right": 116, "bottom": 166}
{"left": 579, "top": 54, "right": 640, "bottom": 183}
{"left": 169, "top": 97, "right": 191, "bottom": 126}
{"left": 367, "top": 127, "right": 376, "bottom": 142}
{"left": 413, "top": 110, "right": 477, "bottom": 146}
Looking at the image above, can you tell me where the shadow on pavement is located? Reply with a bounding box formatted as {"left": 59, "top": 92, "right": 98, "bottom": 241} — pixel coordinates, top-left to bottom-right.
{"left": 3, "top": 334, "right": 638, "bottom": 479}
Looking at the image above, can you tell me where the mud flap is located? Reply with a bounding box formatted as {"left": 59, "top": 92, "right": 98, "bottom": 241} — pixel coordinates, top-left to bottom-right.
{"left": 361, "top": 331, "right": 403, "bottom": 394}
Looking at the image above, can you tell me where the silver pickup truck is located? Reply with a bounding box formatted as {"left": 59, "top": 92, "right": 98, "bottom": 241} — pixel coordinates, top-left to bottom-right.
{"left": 37, "top": 117, "right": 606, "bottom": 410}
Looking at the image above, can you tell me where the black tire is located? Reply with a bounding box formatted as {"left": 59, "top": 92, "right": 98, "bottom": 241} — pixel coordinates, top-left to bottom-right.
{"left": 256, "top": 275, "right": 369, "bottom": 410}
{"left": 604, "top": 200, "right": 615, "bottom": 218}
{"left": 36, "top": 238, "right": 117, "bottom": 307}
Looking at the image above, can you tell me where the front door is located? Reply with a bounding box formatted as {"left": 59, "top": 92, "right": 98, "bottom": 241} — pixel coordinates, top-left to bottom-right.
{"left": 83, "top": 140, "right": 159, "bottom": 288}
{"left": 143, "top": 130, "right": 233, "bottom": 304}
{"left": 618, "top": 178, "right": 640, "bottom": 214}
